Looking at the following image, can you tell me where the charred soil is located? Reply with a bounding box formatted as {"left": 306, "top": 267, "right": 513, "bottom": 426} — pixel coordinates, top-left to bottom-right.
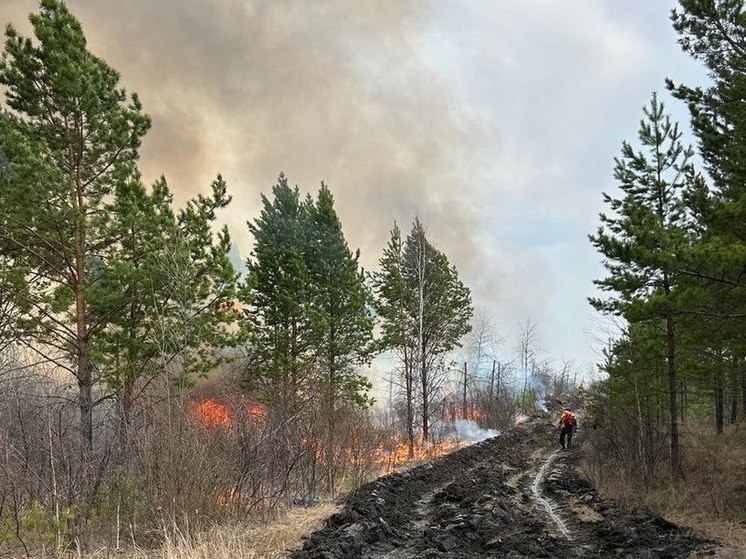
{"left": 292, "top": 417, "right": 715, "bottom": 559}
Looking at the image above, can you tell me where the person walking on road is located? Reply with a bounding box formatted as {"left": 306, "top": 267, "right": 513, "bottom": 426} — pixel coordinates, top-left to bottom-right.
{"left": 559, "top": 407, "right": 577, "bottom": 450}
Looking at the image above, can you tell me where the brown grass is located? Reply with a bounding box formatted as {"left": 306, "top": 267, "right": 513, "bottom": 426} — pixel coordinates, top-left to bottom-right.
{"left": 583, "top": 423, "right": 746, "bottom": 559}
{"left": 73, "top": 503, "right": 339, "bottom": 559}
{"left": 157, "top": 503, "right": 339, "bottom": 559}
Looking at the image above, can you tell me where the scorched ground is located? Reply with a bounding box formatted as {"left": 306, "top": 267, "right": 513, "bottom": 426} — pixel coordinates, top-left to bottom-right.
{"left": 292, "top": 416, "right": 714, "bottom": 559}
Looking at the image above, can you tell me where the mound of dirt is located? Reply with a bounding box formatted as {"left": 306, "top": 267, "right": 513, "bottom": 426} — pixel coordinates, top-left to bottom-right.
{"left": 292, "top": 417, "right": 713, "bottom": 559}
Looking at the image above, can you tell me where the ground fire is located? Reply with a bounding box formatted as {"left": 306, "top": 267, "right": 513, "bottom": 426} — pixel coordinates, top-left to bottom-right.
{"left": 190, "top": 398, "right": 267, "bottom": 427}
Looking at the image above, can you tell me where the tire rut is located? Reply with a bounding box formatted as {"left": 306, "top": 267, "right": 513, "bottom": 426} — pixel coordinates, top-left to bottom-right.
{"left": 531, "top": 450, "right": 573, "bottom": 540}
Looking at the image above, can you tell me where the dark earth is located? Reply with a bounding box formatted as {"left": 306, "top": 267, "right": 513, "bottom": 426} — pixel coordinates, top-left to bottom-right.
{"left": 292, "top": 416, "right": 717, "bottom": 559}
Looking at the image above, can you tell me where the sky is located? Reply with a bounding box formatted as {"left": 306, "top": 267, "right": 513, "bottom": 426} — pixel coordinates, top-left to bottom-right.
{"left": 0, "top": 1, "right": 709, "bottom": 380}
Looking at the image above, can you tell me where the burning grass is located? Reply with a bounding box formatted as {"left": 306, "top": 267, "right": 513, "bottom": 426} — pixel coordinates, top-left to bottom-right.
{"left": 376, "top": 437, "right": 468, "bottom": 472}
{"left": 190, "top": 398, "right": 266, "bottom": 427}
{"left": 188, "top": 397, "right": 494, "bottom": 476}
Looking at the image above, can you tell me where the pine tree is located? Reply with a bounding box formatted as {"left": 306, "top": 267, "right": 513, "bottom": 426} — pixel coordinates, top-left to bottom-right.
{"left": 373, "top": 223, "right": 417, "bottom": 455}
{"left": 243, "top": 174, "right": 316, "bottom": 409}
{"left": 306, "top": 183, "right": 374, "bottom": 410}
{"left": 0, "top": 0, "right": 150, "bottom": 459}
{"left": 670, "top": 0, "right": 746, "bottom": 423}
{"left": 374, "top": 219, "right": 473, "bottom": 443}
{"left": 91, "top": 175, "right": 238, "bottom": 459}
{"left": 403, "top": 219, "right": 472, "bottom": 441}
{"left": 589, "top": 93, "right": 698, "bottom": 477}
{"left": 243, "top": 177, "right": 374, "bottom": 417}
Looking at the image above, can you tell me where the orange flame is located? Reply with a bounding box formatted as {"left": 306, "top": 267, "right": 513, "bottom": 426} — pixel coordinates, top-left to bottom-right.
{"left": 442, "top": 400, "right": 487, "bottom": 423}
{"left": 376, "top": 438, "right": 467, "bottom": 472}
{"left": 190, "top": 398, "right": 266, "bottom": 428}
{"left": 191, "top": 399, "right": 232, "bottom": 426}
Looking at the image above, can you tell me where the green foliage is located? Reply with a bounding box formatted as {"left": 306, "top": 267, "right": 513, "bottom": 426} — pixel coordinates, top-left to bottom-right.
{"left": 242, "top": 175, "right": 374, "bottom": 408}
{"left": 589, "top": 93, "right": 698, "bottom": 320}
{"left": 306, "top": 184, "right": 374, "bottom": 407}
{"left": 589, "top": 94, "right": 701, "bottom": 475}
{"left": 374, "top": 220, "right": 473, "bottom": 360}
{"left": 91, "top": 175, "right": 240, "bottom": 393}
{"left": 670, "top": 0, "right": 746, "bottom": 329}
{"left": 0, "top": 0, "right": 152, "bottom": 454}
{"left": 0, "top": 0, "right": 238, "bottom": 462}
{"left": 373, "top": 218, "right": 473, "bottom": 439}
{"left": 519, "top": 385, "right": 537, "bottom": 412}
{"left": 0, "top": 499, "right": 77, "bottom": 549}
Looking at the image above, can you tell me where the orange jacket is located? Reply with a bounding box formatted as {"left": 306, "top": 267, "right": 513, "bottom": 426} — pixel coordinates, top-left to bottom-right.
{"left": 559, "top": 410, "right": 576, "bottom": 428}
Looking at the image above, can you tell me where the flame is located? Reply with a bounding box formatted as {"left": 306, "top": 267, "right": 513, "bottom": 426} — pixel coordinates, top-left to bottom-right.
{"left": 190, "top": 398, "right": 266, "bottom": 428}
{"left": 442, "top": 400, "right": 487, "bottom": 423}
{"left": 191, "top": 399, "right": 232, "bottom": 426}
{"left": 376, "top": 438, "right": 467, "bottom": 472}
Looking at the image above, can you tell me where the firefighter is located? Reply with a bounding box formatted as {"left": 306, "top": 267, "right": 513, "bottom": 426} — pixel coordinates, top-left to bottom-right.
{"left": 559, "top": 407, "right": 577, "bottom": 450}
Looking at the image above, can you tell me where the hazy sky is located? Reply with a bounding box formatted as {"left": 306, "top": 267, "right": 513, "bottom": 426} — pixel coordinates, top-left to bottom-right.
{"left": 0, "top": 1, "right": 708, "bottom": 374}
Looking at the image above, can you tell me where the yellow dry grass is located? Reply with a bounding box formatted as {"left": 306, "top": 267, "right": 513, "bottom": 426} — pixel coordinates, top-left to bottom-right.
{"left": 666, "top": 513, "right": 746, "bottom": 559}
{"left": 87, "top": 502, "right": 339, "bottom": 559}
{"left": 160, "top": 503, "right": 339, "bottom": 559}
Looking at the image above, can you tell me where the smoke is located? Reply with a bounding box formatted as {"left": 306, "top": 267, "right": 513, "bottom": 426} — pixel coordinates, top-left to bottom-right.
{"left": 0, "top": 0, "right": 494, "bottom": 282}
{"left": 452, "top": 419, "right": 500, "bottom": 443}
{"left": 0, "top": 0, "right": 657, "bottom": 370}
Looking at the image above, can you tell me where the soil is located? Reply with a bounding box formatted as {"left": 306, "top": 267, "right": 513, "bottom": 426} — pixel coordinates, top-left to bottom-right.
{"left": 291, "top": 416, "right": 718, "bottom": 559}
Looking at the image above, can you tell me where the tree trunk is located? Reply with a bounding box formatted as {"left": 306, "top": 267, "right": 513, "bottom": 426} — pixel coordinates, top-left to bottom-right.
{"left": 632, "top": 369, "right": 648, "bottom": 484}
{"left": 715, "top": 362, "right": 724, "bottom": 435}
{"left": 462, "top": 362, "right": 468, "bottom": 419}
{"left": 665, "top": 312, "right": 680, "bottom": 477}
{"left": 742, "top": 366, "right": 746, "bottom": 423}
{"left": 74, "top": 185, "right": 93, "bottom": 462}
{"left": 421, "top": 346, "right": 429, "bottom": 442}
{"left": 404, "top": 350, "right": 415, "bottom": 459}
{"left": 496, "top": 362, "right": 502, "bottom": 403}
{"left": 489, "top": 360, "right": 495, "bottom": 399}
{"left": 730, "top": 361, "right": 738, "bottom": 424}
{"left": 118, "top": 375, "right": 135, "bottom": 464}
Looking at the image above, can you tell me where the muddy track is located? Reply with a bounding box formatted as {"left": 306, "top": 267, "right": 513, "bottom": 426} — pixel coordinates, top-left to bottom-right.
{"left": 292, "top": 418, "right": 714, "bottom": 559}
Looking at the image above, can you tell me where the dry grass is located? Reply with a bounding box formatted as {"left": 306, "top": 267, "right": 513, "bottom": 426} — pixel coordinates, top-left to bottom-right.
{"left": 158, "top": 503, "right": 339, "bottom": 559}
{"left": 82, "top": 503, "right": 339, "bottom": 559}
{"left": 665, "top": 513, "right": 746, "bottom": 559}
{"left": 583, "top": 423, "right": 746, "bottom": 559}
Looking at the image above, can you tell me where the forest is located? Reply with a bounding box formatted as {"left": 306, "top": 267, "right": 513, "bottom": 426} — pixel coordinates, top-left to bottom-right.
{"left": 0, "top": 0, "right": 744, "bottom": 557}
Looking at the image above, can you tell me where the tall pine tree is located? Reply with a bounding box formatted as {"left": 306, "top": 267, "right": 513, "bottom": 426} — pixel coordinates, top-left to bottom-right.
{"left": 375, "top": 219, "right": 472, "bottom": 443}
{"left": 0, "top": 0, "right": 150, "bottom": 459}
{"left": 589, "top": 93, "right": 699, "bottom": 477}
{"left": 305, "top": 183, "right": 374, "bottom": 410}
{"left": 243, "top": 176, "right": 373, "bottom": 413}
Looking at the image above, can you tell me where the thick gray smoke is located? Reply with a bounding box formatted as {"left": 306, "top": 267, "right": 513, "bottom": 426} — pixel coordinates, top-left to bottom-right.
{"left": 0, "top": 0, "right": 495, "bottom": 286}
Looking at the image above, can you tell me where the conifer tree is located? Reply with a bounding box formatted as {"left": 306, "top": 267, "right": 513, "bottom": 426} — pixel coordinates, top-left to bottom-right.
{"left": 375, "top": 219, "right": 472, "bottom": 443}
{"left": 305, "top": 183, "right": 374, "bottom": 410}
{"left": 373, "top": 223, "right": 417, "bottom": 455}
{"left": 0, "top": 0, "right": 150, "bottom": 458}
{"left": 243, "top": 177, "right": 374, "bottom": 415}
{"left": 0, "top": 1, "right": 239, "bottom": 468}
{"left": 589, "top": 94, "right": 698, "bottom": 476}
{"left": 670, "top": 1, "right": 746, "bottom": 421}
{"left": 244, "top": 174, "right": 314, "bottom": 409}
{"left": 92, "top": 175, "right": 238, "bottom": 458}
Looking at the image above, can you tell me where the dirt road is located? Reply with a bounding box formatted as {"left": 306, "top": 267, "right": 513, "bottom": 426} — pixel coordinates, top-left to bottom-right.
{"left": 292, "top": 417, "right": 713, "bottom": 558}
